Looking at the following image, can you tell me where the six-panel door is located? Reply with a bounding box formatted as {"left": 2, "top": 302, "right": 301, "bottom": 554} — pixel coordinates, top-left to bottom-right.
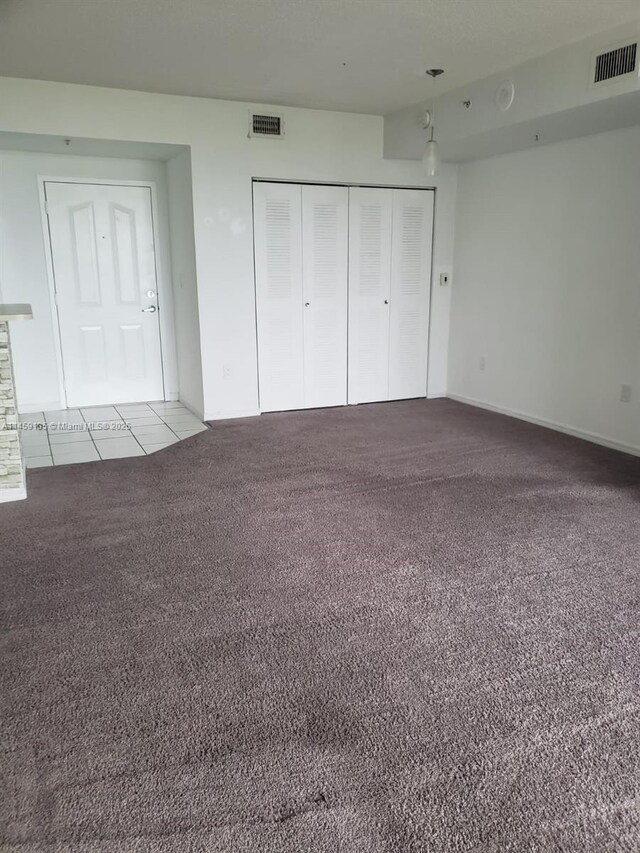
{"left": 45, "top": 182, "right": 164, "bottom": 407}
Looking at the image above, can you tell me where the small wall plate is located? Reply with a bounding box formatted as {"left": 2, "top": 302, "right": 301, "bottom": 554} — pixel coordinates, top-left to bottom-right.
{"left": 495, "top": 80, "right": 515, "bottom": 112}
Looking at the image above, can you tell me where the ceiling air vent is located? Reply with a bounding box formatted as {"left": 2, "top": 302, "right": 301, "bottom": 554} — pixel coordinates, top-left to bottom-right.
{"left": 248, "top": 112, "right": 284, "bottom": 139}
{"left": 592, "top": 41, "right": 638, "bottom": 85}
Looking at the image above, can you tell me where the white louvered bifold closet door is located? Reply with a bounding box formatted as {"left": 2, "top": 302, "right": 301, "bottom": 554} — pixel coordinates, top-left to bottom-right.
{"left": 255, "top": 183, "right": 433, "bottom": 413}
{"left": 388, "top": 189, "right": 434, "bottom": 400}
{"left": 253, "top": 182, "right": 304, "bottom": 412}
{"left": 347, "top": 187, "right": 393, "bottom": 404}
{"left": 302, "top": 185, "right": 349, "bottom": 409}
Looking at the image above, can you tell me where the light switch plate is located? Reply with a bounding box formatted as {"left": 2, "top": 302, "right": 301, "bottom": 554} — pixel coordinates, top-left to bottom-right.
{"left": 440, "top": 272, "right": 450, "bottom": 287}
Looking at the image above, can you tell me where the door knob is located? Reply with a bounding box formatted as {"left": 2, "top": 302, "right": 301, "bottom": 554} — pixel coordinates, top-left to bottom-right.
{"left": 305, "top": 302, "right": 310, "bottom": 307}
{"left": 142, "top": 305, "right": 157, "bottom": 313}
{"left": 384, "top": 299, "right": 389, "bottom": 305}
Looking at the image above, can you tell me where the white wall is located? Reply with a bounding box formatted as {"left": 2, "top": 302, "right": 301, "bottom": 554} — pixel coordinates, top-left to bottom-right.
{"left": 0, "top": 77, "right": 457, "bottom": 419}
{"left": 448, "top": 124, "right": 640, "bottom": 455}
{"left": 166, "top": 150, "right": 204, "bottom": 417}
{"left": 0, "top": 149, "right": 178, "bottom": 412}
{"left": 429, "top": 168, "right": 456, "bottom": 397}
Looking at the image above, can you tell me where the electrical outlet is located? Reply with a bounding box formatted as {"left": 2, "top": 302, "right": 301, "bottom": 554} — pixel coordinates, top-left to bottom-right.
{"left": 620, "top": 384, "right": 632, "bottom": 403}
{"left": 222, "top": 364, "right": 232, "bottom": 379}
{"left": 479, "top": 356, "right": 486, "bottom": 372}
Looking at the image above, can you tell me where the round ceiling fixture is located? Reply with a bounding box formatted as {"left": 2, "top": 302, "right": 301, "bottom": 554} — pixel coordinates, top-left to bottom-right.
{"left": 495, "top": 80, "right": 515, "bottom": 112}
{"left": 425, "top": 68, "right": 444, "bottom": 78}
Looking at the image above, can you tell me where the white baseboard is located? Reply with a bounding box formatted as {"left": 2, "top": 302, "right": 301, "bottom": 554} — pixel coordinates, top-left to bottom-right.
{"left": 205, "top": 409, "right": 260, "bottom": 422}
{"left": 447, "top": 393, "right": 640, "bottom": 459}
{"left": 427, "top": 390, "right": 447, "bottom": 399}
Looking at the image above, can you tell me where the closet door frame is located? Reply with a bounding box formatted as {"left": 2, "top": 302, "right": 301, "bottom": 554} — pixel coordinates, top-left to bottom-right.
{"left": 252, "top": 179, "right": 436, "bottom": 413}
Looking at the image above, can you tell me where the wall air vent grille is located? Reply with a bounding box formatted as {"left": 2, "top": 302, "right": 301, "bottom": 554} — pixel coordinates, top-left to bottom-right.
{"left": 249, "top": 113, "right": 284, "bottom": 138}
{"left": 594, "top": 42, "right": 637, "bottom": 83}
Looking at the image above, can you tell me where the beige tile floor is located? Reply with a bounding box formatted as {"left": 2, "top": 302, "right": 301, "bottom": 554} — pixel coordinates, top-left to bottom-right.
{"left": 20, "top": 401, "right": 208, "bottom": 469}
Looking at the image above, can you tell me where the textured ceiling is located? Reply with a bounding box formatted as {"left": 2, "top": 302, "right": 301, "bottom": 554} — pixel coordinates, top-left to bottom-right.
{"left": 0, "top": 0, "right": 639, "bottom": 114}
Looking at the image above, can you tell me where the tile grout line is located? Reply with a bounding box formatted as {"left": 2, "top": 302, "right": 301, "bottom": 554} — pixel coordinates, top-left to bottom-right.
{"left": 27, "top": 412, "right": 53, "bottom": 466}
{"left": 94, "top": 402, "right": 140, "bottom": 459}
{"left": 88, "top": 432, "right": 100, "bottom": 461}
{"left": 161, "top": 415, "right": 181, "bottom": 439}
{"left": 123, "top": 403, "right": 155, "bottom": 455}
{"left": 46, "top": 407, "right": 82, "bottom": 466}
{"left": 129, "top": 429, "right": 149, "bottom": 456}
{"left": 50, "top": 408, "right": 85, "bottom": 466}
{"left": 82, "top": 409, "right": 99, "bottom": 464}
{"left": 30, "top": 402, "right": 204, "bottom": 466}
{"left": 85, "top": 405, "right": 108, "bottom": 463}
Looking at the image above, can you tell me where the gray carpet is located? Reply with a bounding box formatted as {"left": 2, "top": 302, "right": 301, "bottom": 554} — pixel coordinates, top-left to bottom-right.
{"left": 2, "top": 399, "right": 640, "bottom": 852}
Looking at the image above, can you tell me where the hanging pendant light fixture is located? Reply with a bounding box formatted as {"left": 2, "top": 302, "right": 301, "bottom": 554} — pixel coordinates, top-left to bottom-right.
{"left": 422, "top": 127, "right": 440, "bottom": 177}
{"left": 422, "top": 70, "right": 444, "bottom": 178}
{"left": 421, "top": 109, "right": 440, "bottom": 178}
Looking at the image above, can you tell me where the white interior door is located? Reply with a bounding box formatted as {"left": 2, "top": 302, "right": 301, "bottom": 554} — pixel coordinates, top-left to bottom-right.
{"left": 45, "top": 182, "right": 164, "bottom": 408}
{"left": 302, "top": 184, "right": 348, "bottom": 409}
{"left": 253, "top": 182, "right": 304, "bottom": 413}
{"left": 388, "top": 189, "right": 434, "bottom": 400}
{"left": 347, "top": 187, "right": 393, "bottom": 404}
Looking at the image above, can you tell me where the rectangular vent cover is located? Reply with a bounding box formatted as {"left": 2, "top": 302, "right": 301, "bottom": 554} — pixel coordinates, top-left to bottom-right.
{"left": 594, "top": 41, "right": 637, "bottom": 83}
{"left": 249, "top": 113, "right": 284, "bottom": 138}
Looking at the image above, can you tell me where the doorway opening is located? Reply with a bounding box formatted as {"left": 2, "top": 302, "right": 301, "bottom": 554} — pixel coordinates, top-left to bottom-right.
{"left": 0, "top": 132, "right": 204, "bottom": 421}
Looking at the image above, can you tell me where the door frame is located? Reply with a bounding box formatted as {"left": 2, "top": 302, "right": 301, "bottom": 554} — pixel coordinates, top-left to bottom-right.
{"left": 38, "top": 176, "right": 176, "bottom": 410}
{"left": 251, "top": 179, "right": 437, "bottom": 412}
